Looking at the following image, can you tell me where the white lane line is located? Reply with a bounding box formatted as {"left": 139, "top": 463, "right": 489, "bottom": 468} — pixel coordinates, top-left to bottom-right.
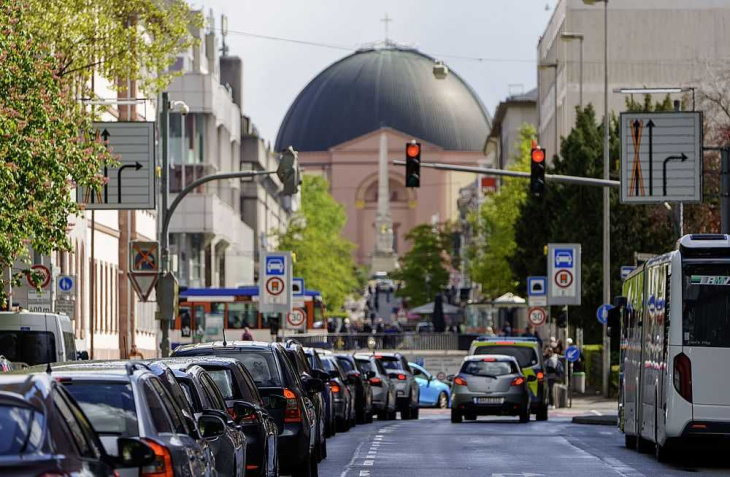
{"left": 363, "top": 460, "right": 374, "bottom": 466}
{"left": 339, "top": 438, "right": 368, "bottom": 477}
{"left": 590, "top": 410, "right": 603, "bottom": 416}
{"left": 359, "top": 472, "right": 370, "bottom": 477}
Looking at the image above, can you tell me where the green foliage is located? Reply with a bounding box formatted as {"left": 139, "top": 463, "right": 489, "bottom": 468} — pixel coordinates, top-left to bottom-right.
{"left": 276, "top": 175, "right": 359, "bottom": 312}
{"left": 392, "top": 224, "right": 451, "bottom": 307}
{"left": 468, "top": 125, "right": 535, "bottom": 297}
{"left": 24, "top": 0, "right": 199, "bottom": 95}
{"left": 0, "top": 1, "right": 112, "bottom": 303}
{"left": 512, "top": 104, "right": 675, "bottom": 343}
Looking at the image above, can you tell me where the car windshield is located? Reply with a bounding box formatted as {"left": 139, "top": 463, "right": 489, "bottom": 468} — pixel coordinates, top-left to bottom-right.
{"left": 0, "top": 331, "right": 56, "bottom": 366}
{"left": 461, "top": 360, "right": 517, "bottom": 377}
{"left": 175, "top": 350, "right": 282, "bottom": 387}
{"left": 473, "top": 346, "right": 539, "bottom": 368}
{"left": 376, "top": 356, "right": 403, "bottom": 371}
{"left": 0, "top": 404, "right": 45, "bottom": 455}
{"left": 682, "top": 264, "right": 730, "bottom": 347}
{"left": 206, "top": 369, "right": 235, "bottom": 399}
{"left": 64, "top": 382, "right": 138, "bottom": 437}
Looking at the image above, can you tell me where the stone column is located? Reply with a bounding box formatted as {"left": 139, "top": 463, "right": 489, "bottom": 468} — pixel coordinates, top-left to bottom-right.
{"left": 371, "top": 131, "right": 397, "bottom": 274}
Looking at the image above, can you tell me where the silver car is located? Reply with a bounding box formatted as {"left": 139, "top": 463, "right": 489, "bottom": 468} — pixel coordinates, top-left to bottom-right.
{"left": 371, "top": 352, "right": 419, "bottom": 420}
{"left": 354, "top": 354, "right": 396, "bottom": 420}
{"left": 450, "top": 355, "right": 534, "bottom": 424}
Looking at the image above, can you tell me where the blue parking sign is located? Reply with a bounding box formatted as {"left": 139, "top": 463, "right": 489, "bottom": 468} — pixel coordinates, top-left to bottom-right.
{"left": 554, "top": 249, "right": 574, "bottom": 268}
{"left": 266, "top": 256, "right": 286, "bottom": 276}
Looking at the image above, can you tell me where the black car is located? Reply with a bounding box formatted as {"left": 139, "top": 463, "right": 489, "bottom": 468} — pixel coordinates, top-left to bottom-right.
{"left": 318, "top": 352, "right": 355, "bottom": 431}
{"left": 164, "top": 361, "right": 248, "bottom": 477}
{"left": 173, "top": 341, "right": 321, "bottom": 477}
{"left": 160, "top": 356, "right": 280, "bottom": 477}
{"left": 284, "top": 340, "right": 328, "bottom": 461}
{"left": 0, "top": 373, "right": 155, "bottom": 476}
{"left": 335, "top": 353, "right": 374, "bottom": 424}
{"left": 303, "top": 347, "right": 336, "bottom": 438}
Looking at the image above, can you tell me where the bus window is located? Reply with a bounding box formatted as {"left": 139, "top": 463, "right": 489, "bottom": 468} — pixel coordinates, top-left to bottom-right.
{"left": 313, "top": 299, "right": 324, "bottom": 327}
{"left": 682, "top": 264, "right": 730, "bottom": 347}
{"left": 180, "top": 307, "right": 192, "bottom": 337}
{"left": 228, "top": 303, "right": 258, "bottom": 329}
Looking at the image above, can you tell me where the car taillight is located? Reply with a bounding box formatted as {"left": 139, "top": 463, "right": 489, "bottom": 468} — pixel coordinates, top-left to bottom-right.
{"left": 510, "top": 377, "right": 525, "bottom": 386}
{"left": 536, "top": 371, "right": 545, "bottom": 382}
{"left": 330, "top": 381, "right": 341, "bottom": 394}
{"left": 226, "top": 407, "right": 237, "bottom": 420}
{"left": 283, "top": 388, "right": 302, "bottom": 423}
{"left": 397, "top": 374, "right": 406, "bottom": 381}
{"left": 673, "top": 353, "right": 692, "bottom": 403}
{"left": 369, "top": 377, "right": 382, "bottom": 386}
{"left": 454, "top": 376, "right": 467, "bottom": 386}
{"left": 141, "top": 439, "right": 173, "bottom": 477}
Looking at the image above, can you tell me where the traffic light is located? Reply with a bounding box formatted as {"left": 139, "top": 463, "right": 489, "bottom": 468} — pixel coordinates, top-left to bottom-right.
{"left": 405, "top": 141, "right": 421, "bottom": 188}
{"left": 530, "top": 146, "right": 546, "bottom": 197}
{"left": 277, "top": 146, "right": 301, "bottom": 195}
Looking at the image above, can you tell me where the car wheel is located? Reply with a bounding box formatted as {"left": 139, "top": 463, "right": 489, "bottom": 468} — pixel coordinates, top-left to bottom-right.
{"left": 401, "top": 403, "right": 412, "bottom": 420}
{"left": 377, "top": 410, "right": 388, "bottom": 420}
{"left": 451, "top": 410, "right": 462, "bottom": 423}
{"left": 310, "top": 451, "right": 319, "bottom": 477}
{"left": 366, "top": 410, "right": 374, "bottom": 423}
{"left": 437, "top": 392, "right": 449, "bottom": 409}
{"left": 336, "top": 417, "right": 347, "bottom": 433}
{"left": 536, "top": 404, "right": 549, "bottom": 421}
{"left": 519, "top": 407, "right": 530, "bottom": 423}
{"left": 387, "top": 408, "right": 397, "bottom": 420}
{"left": 624, "top": 434, "right": 637, "bottom": 449}
{"left": 637, "top": 437, "right": 654, "bottom": 454}
{"left": 320, "top": 437, "right": 327, "bottom": 460}
{"left": 464, "top": 414, "right": 476, "bottom": 421}
{"left": 655, "top": 439, "right": 671, "bottom": 463}
{"left": 411, "top": 405, "right": 419, "bottom": 420}
{"left": 292, "top": 453, "right": 313, "bottom": 477}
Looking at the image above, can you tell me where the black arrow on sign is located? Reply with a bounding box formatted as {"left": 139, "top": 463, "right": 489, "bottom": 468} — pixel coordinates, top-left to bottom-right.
{"left": 647, "top": 120, "right": 655, "bottom": 196}
{"left": 117, "top": 162, "right": 142, "bottom": 203}
{"left": 663, "top": 153, "right": 688, "bottom": 196}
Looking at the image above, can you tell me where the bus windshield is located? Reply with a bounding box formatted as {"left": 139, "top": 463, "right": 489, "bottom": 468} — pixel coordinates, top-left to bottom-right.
{"left": 683, "top": 264, "right": 730, "bottom": 347}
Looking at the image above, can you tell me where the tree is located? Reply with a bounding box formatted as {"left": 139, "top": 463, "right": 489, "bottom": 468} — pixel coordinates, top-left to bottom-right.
{"left": 392, "top": 224, "right": 451, "bottom": 307}
{"left": 512, "top": 104, "right": 675, "bottom": 342}
{"left": 0, "top": 1, "right": 112, "bottom": 304}
{"left": 276, "top": 175, "right": 359, "bottom": 312}
{"left": 468, "top": 125, "right": 535, "bottom": 297}
{"left": 24, "top": 0, "right": 198, "bottom": 95}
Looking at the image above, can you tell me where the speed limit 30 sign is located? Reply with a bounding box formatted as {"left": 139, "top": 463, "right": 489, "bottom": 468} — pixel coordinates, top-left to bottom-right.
{"left": 528, "top": 307, "right": 547, "bottom": 327}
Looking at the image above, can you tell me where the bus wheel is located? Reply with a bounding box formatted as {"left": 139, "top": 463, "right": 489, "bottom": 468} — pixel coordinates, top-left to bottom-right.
{"left": 637, "top": 437, "right": 654, "bottom": 454}
{"left": 624, "top": 434, "right": 637, "bottom": 449}
{"left": 655, "top": 439, "right": 671, "bottom": 463}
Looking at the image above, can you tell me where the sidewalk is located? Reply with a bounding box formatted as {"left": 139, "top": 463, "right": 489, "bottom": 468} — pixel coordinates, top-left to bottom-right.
{"left": 550, "top": 393, "right": 619, "bottom": 425}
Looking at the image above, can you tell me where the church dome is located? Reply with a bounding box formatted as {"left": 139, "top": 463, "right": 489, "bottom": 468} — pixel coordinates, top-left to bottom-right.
{"left": 275, "top": 47, "right": 491, "bottom": 152}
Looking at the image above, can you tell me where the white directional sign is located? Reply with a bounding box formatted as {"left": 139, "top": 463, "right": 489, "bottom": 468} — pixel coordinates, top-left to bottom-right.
{"left": 77, "top": 122, "right": 156, "bottom": 210}
{"left": 620, "top": 112, "right": 702, "bottom": 204}
{"left": 547, "top": 243, "right": 581, "bottom": 306}
{"left": 259, "top": 252, "right": 293, "bottom": 314}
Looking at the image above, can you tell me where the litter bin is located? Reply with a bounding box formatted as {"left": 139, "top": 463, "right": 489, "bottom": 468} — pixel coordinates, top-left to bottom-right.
{"left": 572, "top": 371, "right": 586, "bottom": 394}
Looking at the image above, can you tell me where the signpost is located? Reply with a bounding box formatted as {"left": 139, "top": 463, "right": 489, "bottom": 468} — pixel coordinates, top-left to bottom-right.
{"left": 620, "top": 112, "right": 703, "bottom": 204}
{"left": 259, "top": 252, "right": 293, "bottom": 314}
{"left": 547, "top": 244, "right": 581, "bottom": 306}
{"left": 77, "top": 122, "right": 156, "bottom": 210}
{"left": 527, "top": 276, "right": 548, "bottom": 308}
{"left": 129, "top": 241, "right": 159, "bottom": 302}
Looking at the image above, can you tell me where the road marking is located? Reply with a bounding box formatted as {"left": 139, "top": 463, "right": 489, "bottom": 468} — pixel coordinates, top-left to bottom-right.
{"left": 363, "top": 460, "right": 374, "bottom": 466}
{"left": 359, "top": 472, "right": 370, "bottom": 477}
{"left": 590, "top": 410, "right": 603, "bottom": 416}
{"left": 339, "top": 438, "right": 368, "bottom": 477}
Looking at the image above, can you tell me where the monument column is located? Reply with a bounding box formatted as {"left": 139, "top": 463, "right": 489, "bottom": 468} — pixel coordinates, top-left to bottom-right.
{"left": 371, "top": 131, "right": 398, "bottom": 273}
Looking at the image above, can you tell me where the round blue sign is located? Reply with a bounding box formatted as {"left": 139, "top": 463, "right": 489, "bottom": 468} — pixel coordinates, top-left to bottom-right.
{"left": 596, "top": 304, "right": 613, "bottom": 325}
{"left": 565, "top": 346, "right": 580, "bottom": 363}
{"left": 59, "top": 276, "right": 73, "bottom": 292}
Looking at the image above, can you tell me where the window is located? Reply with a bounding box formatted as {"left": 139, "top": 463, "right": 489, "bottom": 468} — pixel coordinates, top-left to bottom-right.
{"left": 0, "top": 331, "right": 56, "bottom": 366}
{"left": 200, "top": 374, "right": 226, "bottom": 410}
{"left": 150, "top": 379, "right": 188, "bottom": 435}
{"left": 53, "top": 388, "right": 99, "bottom": 458}
{"left": 228, "top": 302, "right": 258, "bottom": 329}
{"left": 356, "top": 359, "right": 374, "bottom": 374}
{"left": 63, "top": 332, "right": 76, "bottom": 361}
{"left": 336, "top": 357, "right": 355, "bottom": 373}
{"left": 682, "top": 264, "right": 730, "bottom": 347}
{"left": 64, "top": 382, "right": 138, "bottom": 437}
{"left": 0, "top": 404, "right": 45, "bottom": 455}
{"left": 461, "top": 360, "right": 517, "bottom": 377}
{"left": 472, "top": 346, "right": 538, "bottom": 368}
{"left": 142, "top": 382, "right": 173, "bottom": 434}
{"left": 410, "top": 366, "right": 424, "bottom": 378}
{"left": 206, "top": 369, "right": 235, "bottom": 400}
{"left": 376, "top": 357, "right": 403, "bottom": 371}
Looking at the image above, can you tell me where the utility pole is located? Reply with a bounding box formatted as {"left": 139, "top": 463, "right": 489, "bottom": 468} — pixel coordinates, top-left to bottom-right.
{"left": 601, "top": 0, "right": 611, "bottom": 400}
{"left": 722, "top": 148, "right": 730, "bottom": 234}
{"left": 159, "top": 92, "right": 171, "bottom": 358}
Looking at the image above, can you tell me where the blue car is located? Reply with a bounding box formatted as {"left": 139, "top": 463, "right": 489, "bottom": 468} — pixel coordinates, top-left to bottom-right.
{"left": 409, "top": 362, "right": 451, "bottom": 408}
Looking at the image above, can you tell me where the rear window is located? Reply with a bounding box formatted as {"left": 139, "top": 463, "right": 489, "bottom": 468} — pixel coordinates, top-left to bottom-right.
{"left": 0, "top": 331, "right": 56, "bottom": 366}
{"left": 683, "top": 265, "right": 730, "bottom": 347}
{"left": 321, "top": 357, "right": 343, "bottom": 380}
{"left": 0, "top": 404, "right": 45, "bottom": 455}
{"left": 355, "top": 359, "right": 373, "bottom": 374}
{"left": 336, "top": 357, "right": 355, "bottom": 373}
{"left": 64, "top": 382, "right": 138, "bottom": 437}
{"left": 461, "top": 360, "right": 518, "bottom": 377}
{"left": 175, "top": 350, "right": 282, "bottom": 387}
{"left": 206, "top": 369, "right": 235, "bottom": 399}
{"left": 376, "top": 356, "right": 403, "bottom": 371}
{"left": 473, "top": 346, "right": 538, "bottom": 368}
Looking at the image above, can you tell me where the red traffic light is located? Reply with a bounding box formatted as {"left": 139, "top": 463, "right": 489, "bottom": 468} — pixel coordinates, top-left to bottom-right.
{"left": 406, "top": 143, "right": 421, "bottom": 158}
{"left": 531, "top": 148, "right": 545, "bottom": 163}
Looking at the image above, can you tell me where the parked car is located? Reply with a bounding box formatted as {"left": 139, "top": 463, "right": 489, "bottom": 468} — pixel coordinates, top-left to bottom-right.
{"left": 335, "top": 353, "right": 374, "bottom": 423}
{"left": 0, "top": 372, "right": 156, "bottom": 476}
{"left": 318, "top": 352, "right": 356, "bottom": 431}
{"left": 163, "top": 361, "right": 248, "bottom": 477}
{"left": 172, "top": 341, "right": 321, "bottom": 477}
{"left": 450, "top": 355, "right": 534, "bottom": 423}
{"left": 354, "top": 353, "right": 396, "bottom": 420}
{"left": 0, "top": 311, "right": 80, "bottom": 365}
{"left": 409, "top": 362, "right": 451, "bottom": 408}
{"left": 159, "top": 356, "right": 280, "bottom": 477}
{"left": 373, "top": 352, "right": 420, "bottom": 419}
{"left": 303, "top": 346, "right": 336, "bottom": 438}
{"left": 283, "top": 340, "right": 328, "bottom": 461}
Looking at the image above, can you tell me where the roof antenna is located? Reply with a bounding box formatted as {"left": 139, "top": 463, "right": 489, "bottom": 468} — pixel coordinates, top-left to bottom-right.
{"left": 43, "top": 306, "right": 52, "bottom": 374}
{"left": 221, "top": 323, "right": 228, "bottom": 347}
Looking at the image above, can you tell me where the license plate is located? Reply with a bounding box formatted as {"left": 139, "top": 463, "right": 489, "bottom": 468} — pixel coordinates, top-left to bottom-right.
{"left": 473, "top": 397, "right": 503, "bottom": 405}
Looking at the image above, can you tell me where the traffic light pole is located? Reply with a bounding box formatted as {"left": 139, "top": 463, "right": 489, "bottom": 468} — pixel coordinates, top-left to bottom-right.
{"left": 393, "top": 161, "right": 620, "bottom": 188}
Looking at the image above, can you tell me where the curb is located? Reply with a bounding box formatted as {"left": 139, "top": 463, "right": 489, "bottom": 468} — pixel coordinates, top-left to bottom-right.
{"left": 571, "top": 414, "right": 618, "bottom": 426}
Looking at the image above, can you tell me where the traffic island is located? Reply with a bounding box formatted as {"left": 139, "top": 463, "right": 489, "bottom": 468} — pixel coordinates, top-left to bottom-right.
{"left": 571, "top": 414, "right": 617, "bottom": 426}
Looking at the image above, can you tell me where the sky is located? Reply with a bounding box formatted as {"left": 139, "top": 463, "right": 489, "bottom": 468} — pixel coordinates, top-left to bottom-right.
{"left": 191, "top": 0, "right": 556, "bottom": 146}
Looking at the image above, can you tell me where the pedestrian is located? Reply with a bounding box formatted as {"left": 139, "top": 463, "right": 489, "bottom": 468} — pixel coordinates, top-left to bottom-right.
{"left": 522, "top": 325, "right": 543, "bottom": 349}
{"left": 501, "top": 321, "right": 513, "bottom": 337}
{"left": 241, "top": 326, "right": 254, "bottom": 341}
{"left": 128, "top": 344, "right": 144, "bottom": 360}
{"left": 484, "top": 326, "right": 496, "bottom": 337}
{"left": 545, "top": 349, "right": 564, "bottom": 408}
{"left": 375, "top": 317, "right": 385, "bottom": 334}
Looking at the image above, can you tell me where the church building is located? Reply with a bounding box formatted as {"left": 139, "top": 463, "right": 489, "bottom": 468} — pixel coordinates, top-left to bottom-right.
{"left": 275, "top": 45, "right": 491, "bottom": 270}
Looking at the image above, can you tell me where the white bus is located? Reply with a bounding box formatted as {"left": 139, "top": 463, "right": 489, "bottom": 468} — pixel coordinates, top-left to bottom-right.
{"left": 618, "top": 234, "right": 730, "bottom": 461}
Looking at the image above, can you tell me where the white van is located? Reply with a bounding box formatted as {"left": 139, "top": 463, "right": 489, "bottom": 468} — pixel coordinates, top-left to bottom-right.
{"left": 0, "top": 311, "right": 78, "bottom": 366}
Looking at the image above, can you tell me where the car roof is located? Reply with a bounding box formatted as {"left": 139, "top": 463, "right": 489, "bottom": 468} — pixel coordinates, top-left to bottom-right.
{"left": 463, "top": 354, "right": 518, "bottom": 363}
{"left": 0, "top": 374, "right": 53, "bottom": 411}
{"left": 173, "top": 340, "right": 277, "bottom": 353}
{"left": 471, "top": 338, "right": 539, "bottom": 348}
{"left": 154, "top": 356, "right": 243, "bottom": 369}
{"left": 18, "top": 360, "right": 149, "bottom": 380}
{"left": 314, "top": 349, "right": 333, "bottom": 356}
{"left": 372, "top": 352, "right": 402, "bottom": 358}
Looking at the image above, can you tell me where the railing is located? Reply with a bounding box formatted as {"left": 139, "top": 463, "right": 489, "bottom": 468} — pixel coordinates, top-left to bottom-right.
{"left": 287, "top": 333, "right": 466, "bottom": 351}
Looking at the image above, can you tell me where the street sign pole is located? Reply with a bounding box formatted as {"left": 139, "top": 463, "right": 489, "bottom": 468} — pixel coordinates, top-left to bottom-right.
{"left": 159, "top": 92, "right": 171, "bottom": 358}
{"left": 722, "top": 148, "right": 730, "bottom": 234}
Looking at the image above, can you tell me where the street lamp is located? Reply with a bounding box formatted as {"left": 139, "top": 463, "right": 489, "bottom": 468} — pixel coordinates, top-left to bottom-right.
{"left": 561, "top": 32, "right": 585, "bottom": 108}
{"left": 583, "top": 0, "right": 610, "bottom": 398}
{"left": 538, "top": 62, "right": 559, "bottom": 157}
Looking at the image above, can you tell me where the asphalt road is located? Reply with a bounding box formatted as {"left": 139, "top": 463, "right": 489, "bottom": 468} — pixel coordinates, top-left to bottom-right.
{"left": 318, "top": 409, "right": 730, "bottom": 477}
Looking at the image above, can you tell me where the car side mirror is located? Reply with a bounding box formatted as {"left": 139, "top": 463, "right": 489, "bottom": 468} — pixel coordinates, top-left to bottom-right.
{"left": 304, "top": 377, "right": 325, "bottom": 394}
{"left": 527, "top": 375, "right": 537, "bottom": 382}
{"left": 446, "top": 374, "right": 454, "bottom": 383}
{"left": 198, "top": 414, "right": 227, "bottom": 439}
{"left": 312, "top": 369, "right": 330, "bottom": 381}
{"left": 265, "top": 394, "right": 287, "bottom": 410}
{"left": 115, "top": 437, "right": 156, "bottom": 468}
{"left": 365, "top": 371, "right": 375, "bottom": 380}
{"left": 233, "top": 401, "right": 257, "bottom": 423}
